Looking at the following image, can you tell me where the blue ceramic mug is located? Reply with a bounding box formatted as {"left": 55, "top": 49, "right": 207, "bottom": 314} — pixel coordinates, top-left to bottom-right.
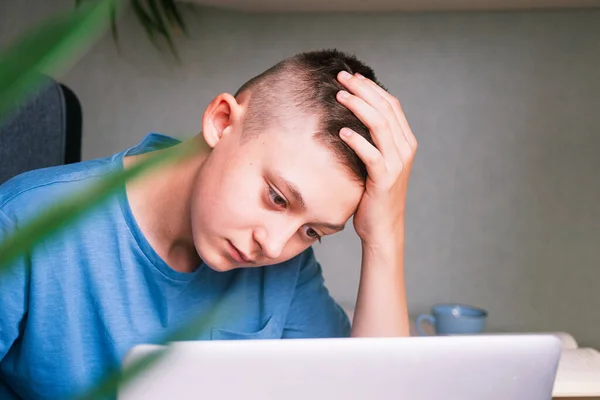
{"left": 416, "top": 304, "right": 488, "bottom": 336}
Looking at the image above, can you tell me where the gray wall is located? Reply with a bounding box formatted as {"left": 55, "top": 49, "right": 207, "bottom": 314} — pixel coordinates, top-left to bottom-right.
{"left": 2, "top": 1, "right": 599, "bottom": 347}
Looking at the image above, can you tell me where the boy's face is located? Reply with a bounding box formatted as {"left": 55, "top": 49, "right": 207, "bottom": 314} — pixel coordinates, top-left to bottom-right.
{"left": 190, "top": 95, "right": 364, "bottom": 271}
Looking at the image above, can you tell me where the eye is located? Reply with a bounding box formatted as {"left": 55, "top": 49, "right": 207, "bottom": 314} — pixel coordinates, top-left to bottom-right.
{"left": 268, "top": 186, "right": 287, "bottom": 209}
{"left": 304, "top": 226, "right": 322, "bottom": 243}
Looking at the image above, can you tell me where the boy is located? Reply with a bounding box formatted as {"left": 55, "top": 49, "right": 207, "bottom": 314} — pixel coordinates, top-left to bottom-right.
{"left": 0, "top": 49, "right": 417, "bottom": 399}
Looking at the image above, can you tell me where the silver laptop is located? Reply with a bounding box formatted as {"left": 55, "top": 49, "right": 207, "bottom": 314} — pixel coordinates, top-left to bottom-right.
{"left": 118, "top": 334, "right": 561, "bottom": 400}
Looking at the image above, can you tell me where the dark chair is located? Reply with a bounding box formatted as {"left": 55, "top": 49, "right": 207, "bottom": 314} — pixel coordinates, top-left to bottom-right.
{"left": 0, "top": 76, "right": 83, "bottom": 185}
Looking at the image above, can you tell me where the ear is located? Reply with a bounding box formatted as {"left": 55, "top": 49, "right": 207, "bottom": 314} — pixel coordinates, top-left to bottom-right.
{"left": 201, "top": 93, "right": 240, "bottom": 148}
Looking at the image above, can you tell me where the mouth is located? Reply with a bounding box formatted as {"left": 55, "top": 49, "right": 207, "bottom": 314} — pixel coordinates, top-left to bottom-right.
{"left": 226, "top": 240, "right": 254, "bottom": 264}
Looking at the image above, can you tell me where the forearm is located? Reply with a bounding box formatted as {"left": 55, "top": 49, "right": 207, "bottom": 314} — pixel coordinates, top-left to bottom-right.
{"left": 350, "top": 226, "right": 410, "bottom": 338}
{"left": 333, "top": 68, "right": 417, "bottom": 338}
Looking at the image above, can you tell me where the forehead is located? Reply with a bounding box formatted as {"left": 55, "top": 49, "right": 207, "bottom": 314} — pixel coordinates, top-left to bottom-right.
{"left": 247, "top": 121, "right": 364, "bottom": 222}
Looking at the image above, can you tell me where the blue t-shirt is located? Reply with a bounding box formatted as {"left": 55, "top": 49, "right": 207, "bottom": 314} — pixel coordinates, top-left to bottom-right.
{"left": 0, "top": 133, "right": 350, "bottom": 400}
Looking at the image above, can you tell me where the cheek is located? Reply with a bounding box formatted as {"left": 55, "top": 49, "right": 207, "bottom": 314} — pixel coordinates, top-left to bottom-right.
{"left": 282, "top": 242, "right": 313, "bottom": 263}
{"left": 191, "top": 160, "right": 264, "bottom": 231}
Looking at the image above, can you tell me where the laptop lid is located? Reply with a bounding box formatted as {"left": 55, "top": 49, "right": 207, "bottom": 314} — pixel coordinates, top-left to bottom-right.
{"left": 118, "top": 334, "right": 561, "bottom": 400}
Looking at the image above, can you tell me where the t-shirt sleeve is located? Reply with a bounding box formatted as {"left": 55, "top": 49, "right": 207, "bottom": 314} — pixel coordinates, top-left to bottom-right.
{"left": 0, "top": 209, "right": 29, "bottom": 361}
{"left": 282, "top": 247, "right": 351, "bottom": 339}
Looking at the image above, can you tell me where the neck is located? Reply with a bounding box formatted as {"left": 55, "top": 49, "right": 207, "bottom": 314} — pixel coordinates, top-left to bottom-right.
{"left": 124, "top": 135, "right": 210, "bottom": 273}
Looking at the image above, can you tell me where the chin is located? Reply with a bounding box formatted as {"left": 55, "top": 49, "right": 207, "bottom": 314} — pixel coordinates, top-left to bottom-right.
{"left": 204, "top": 260, "right": 235, "bottom": 272}
{"left": 199, "top": 251, "right": 232, "bottom": 272}
{"left": 195, "top": 242, "right": 235, "bottom": 272}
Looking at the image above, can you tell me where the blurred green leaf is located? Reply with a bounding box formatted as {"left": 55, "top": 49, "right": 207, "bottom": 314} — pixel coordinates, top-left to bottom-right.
{"left": 110, "top": 1, "right": 120, "bottom": 49}
{"left": 76, "top": 346, "right": 169, "bottom": 400}
{"left": 147, "top": 0, "right": 169, "bottom": 38}
{"left": 73, "top": 0, "right": 120, "bottom": 49}
{"left": 131, "top": 0, "right": 158, "bottom": 41}
{"left": 0, "top": 142, "right": 196, "bottom": 273}
{"left": 159, "top": 0, "right": 188, "bottom": 35}
{"left": 0, "top": 0, "right": 125, "bottom": 122}
{"left": 75, "top": 306, "right": 219, "bottom": 400}
{"left": 73, "top": 0, "right": 187, "bottom": 61}
{"left": 147, "top": 0, "right": 180, "bottom": 60}
{"left": 130, "top": 0, "right": 182, "bottom": 62}
{"left": 0, "top": 1, "right": 196, "bottom": 398}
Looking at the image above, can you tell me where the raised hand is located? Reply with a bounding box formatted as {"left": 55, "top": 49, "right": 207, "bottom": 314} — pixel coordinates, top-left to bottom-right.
{"left": 335, "top": 71, "right": 417, "bottom": 247}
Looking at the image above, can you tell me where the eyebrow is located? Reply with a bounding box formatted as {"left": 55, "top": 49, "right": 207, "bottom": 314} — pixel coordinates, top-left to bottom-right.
{"left": 275, "top": 174, "right": 346, "bottom": 232}
{"left": 317, "top": 222, "right": 346, "bottom": 232}
{"left": 277, "top": 175, "right": 306, "bottom": 208}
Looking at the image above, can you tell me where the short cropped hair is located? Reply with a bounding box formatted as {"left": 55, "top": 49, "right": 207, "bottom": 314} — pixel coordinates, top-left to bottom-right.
{"left": 235, "top": 49, "right": 385, "bottom": 183}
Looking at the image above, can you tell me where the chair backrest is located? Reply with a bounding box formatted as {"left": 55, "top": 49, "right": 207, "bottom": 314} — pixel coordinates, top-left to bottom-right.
{"left": 0, "top": 77, "right": 82, "bottom": 185}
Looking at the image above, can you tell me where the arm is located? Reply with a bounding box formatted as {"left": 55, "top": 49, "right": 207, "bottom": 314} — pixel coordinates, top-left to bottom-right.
{"left": 352, "top": 233, "right": 409, "bottom": 337}
{"left": 0, "top": 210, "right": 29, "bottom": 360}
{"left": 334, "top": 70, "right": 418, "bottom": 338}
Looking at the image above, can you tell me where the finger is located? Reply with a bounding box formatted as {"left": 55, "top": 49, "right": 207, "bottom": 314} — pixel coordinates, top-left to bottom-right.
{"left": 336, "top": 89, "right": 397, "bottom": 159}
{"left": 338, "top": 71, "right": 396, "bottom": 122}
{"left": 357, "top": 74, "right": 418, "bottom": 151}
{"left": 359, "top": 75, "right": 414, "bottom": 143}
{"left": 337, "top": 71, "right": 411, "bottom": 165}
{"left": 351, "top": 74, "right": 410, "bottom": 158}
{"left": 337, "top": 71, "right": 400, "bottom": 136}
{"left": 339, "top": 127, "right": 386, "bottom": 180}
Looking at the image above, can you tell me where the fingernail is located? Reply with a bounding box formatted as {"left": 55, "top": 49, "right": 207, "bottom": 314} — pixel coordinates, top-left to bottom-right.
{"left": 355, "top": 73, "right": 366, "bottom": 80}
{"left": 340, "top": 128, "right": 352, "bottom": 138}
{"left": 338, "top": 90, "right": 350, "bottom": 99}
{"left": 339, "top": 71, "right": 352, "bottom": 80}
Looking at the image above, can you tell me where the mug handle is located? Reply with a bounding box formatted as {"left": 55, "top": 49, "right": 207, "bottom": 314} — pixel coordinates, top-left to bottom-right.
{"left": 416, "top": 314, "right": 436, "bottom": 336}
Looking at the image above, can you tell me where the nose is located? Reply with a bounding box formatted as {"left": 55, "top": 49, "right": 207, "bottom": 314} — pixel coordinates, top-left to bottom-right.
{"left": 253, "top": 219, "right": 298, "bottom": 260}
